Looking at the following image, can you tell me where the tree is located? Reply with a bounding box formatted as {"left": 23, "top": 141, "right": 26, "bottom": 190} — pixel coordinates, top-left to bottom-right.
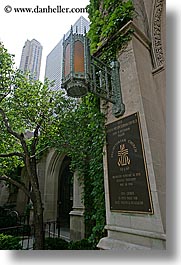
{"left": 0, "top": 43, "right": 75, "bottom": 249}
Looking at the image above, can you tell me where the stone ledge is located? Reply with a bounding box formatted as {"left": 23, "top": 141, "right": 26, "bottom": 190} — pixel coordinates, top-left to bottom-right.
{"left": 120, "top": 21, "right": 151, "bottom": 50}
{"left": 152, "top": 64, "right": 165, "bottom": 75}
{"left": 97, "top": 237, "right": 152, "bottom": 250}
{"left": 105, "top": 225, "right": 166, "bottom": 241}
{"left": 69, "top": 209, "right": 84, "bottom": 217}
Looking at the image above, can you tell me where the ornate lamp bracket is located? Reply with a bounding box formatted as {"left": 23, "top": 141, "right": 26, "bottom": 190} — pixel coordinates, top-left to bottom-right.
{"left": 61, "top": 28, "right": 125, "bottom": 118}
{"left": 110, "top": 61, "right": 125, "bottom": 117}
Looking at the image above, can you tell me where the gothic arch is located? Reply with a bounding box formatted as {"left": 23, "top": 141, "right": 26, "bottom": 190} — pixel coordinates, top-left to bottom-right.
{"left": 57, "top": 156, "right": 73, "bottom": 228}
{"left": 151, "top": 0, "right": 165, "bottom": 69}
{"left": 43, "top": 150, "right": 66, "bottom": 221}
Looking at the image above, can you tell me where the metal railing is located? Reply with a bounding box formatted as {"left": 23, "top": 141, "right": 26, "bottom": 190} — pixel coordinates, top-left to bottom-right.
{"left": 0, "top": 214, "right": 35, "bottom": 250}
{"left": 0, "top": 216, "right": 70, "bottom": 250}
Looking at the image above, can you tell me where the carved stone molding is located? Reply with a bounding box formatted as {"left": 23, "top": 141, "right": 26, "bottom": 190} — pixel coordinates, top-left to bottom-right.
{"left": 151, "top": 0, "right": 165, "bottom": 69}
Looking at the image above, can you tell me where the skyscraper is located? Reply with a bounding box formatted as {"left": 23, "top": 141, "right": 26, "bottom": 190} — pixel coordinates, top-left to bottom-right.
{"left": 19, "top": 39, "right": 43, "bottom": 80}
{"left": 45, "top": 16, "right": 89, "bottom": 91}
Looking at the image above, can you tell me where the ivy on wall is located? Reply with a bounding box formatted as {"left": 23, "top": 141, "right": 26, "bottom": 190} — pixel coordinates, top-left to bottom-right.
{"left": 87, "top": 0, "right": 134, "bottom": 61}
{"left": 82, "top": 0, "right": 134, "bottom": 245}
{"left": 53, "top": 94, "right": 106, "bottom": 247}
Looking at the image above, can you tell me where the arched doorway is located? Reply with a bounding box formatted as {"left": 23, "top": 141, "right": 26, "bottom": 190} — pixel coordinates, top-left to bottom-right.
{"left": 57, "top": 156, "right": 73, "bottom": 228}
{"left": 42, "top": 149, "right": 85, "bottom": 240}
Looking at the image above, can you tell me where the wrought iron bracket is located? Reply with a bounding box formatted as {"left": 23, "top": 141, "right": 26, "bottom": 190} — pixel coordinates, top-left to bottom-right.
{"left": 89, "top": 56, "right": 125, "bottom": 117}
{"left": 110, "top": 61, "right": 125, "bottom": 117}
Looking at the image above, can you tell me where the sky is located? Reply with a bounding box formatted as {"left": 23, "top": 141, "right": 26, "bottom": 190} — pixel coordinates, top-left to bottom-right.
{"left": 0, "top": 0, "right": 89, "bottom": 81}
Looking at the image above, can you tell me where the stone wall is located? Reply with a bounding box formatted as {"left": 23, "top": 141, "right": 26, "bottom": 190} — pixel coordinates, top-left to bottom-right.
{"left": 98, "top": 0, "right": 166, "bottom": 250}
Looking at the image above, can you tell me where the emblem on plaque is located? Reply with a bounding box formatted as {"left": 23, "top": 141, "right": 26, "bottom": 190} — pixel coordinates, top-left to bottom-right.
{"left": 117, "top": 144, "right": 131, "bottom": 167}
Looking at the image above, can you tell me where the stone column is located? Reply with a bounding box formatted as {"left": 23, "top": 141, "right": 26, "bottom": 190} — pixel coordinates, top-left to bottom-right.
{"left": 69, "top": 171, "right": 85, "bottom": 241}
{"left": 0, "top": 181, "right": 9, "bottom": 206}
{"left": 97, "top": 21, "right": 166, "bottom": 250}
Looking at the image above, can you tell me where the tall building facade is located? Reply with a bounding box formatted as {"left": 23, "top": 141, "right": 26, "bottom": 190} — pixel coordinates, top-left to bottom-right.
{"left": 19, "top": 39, "right": 43, "bottom": 80}
{"left": 45, "top": 16, "right": 89, "bottom": 91}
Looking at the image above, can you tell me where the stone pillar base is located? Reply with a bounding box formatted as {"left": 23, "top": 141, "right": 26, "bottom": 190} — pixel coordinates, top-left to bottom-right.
{"left": 97, "top": 226, "right": 166, "bottom": 250}
{"left": 70, "top": 208, "right": 85, "bottom": 241}
{"left": 98, "top": 238, "right": 151, "bottom": 250}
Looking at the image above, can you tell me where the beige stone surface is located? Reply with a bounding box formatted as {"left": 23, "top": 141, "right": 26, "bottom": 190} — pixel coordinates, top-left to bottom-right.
{"left": 98, "top": 0, "right": 166, "bottom": 250}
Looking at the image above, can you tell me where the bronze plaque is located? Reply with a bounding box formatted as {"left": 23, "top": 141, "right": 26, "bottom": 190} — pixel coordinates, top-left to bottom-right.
{"left": 106, "top": 112, "right": 153, "bottom": 214}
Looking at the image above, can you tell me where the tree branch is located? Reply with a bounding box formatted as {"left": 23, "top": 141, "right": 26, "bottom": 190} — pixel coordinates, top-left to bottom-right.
{"left": 0, "top": 175, "right": 31, "bottom": 199}
{"left": 0, "top": 107, "right": 30, "bottom": 156}
{"left": 0, "top": 93, "right": 9, "bottom": 103}
{"left": 0, "top": 152, "right": 24, "bottom": 158}
{"left": 31, "top": 118, "right": 44, "bottom": 155}
{"left": 30, "top": 145, "right": 50, "bottom": 158}
{"left": 0, "top": 108, "right": 22, "bottom": 140}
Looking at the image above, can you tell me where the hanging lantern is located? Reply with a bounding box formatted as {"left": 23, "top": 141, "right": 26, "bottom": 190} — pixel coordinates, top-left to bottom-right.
{"left": 61, "top": 27, "right": 90, "bottom": 98}
{"left": 61, "top": 27, "right": 125, "bottom": 117}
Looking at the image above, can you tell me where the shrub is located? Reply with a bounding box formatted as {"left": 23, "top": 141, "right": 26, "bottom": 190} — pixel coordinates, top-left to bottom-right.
{"left": 0, "top": 234, "right": 22, "bottom": 250}
{"left": 69, "top": 239, "right": 95, "bottom": 250}
{"left": 0, "top": 216, "right": 18, "bottom": 229}
{"left": 44, "top": 238, "right": 69, "bottom": 250}
{"left": 0, "top": 207, "right": 18, "bottom": 229}
{"left": 44, "top": 237, "right": 96, "bottom": 250}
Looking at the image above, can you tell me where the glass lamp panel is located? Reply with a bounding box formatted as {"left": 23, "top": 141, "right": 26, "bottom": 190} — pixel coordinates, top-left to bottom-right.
{"left": 74, "top": 41, "right": 84, "bottom": 73}
{"left": 64, "top": 43, "right": 70, "bottom": 77}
